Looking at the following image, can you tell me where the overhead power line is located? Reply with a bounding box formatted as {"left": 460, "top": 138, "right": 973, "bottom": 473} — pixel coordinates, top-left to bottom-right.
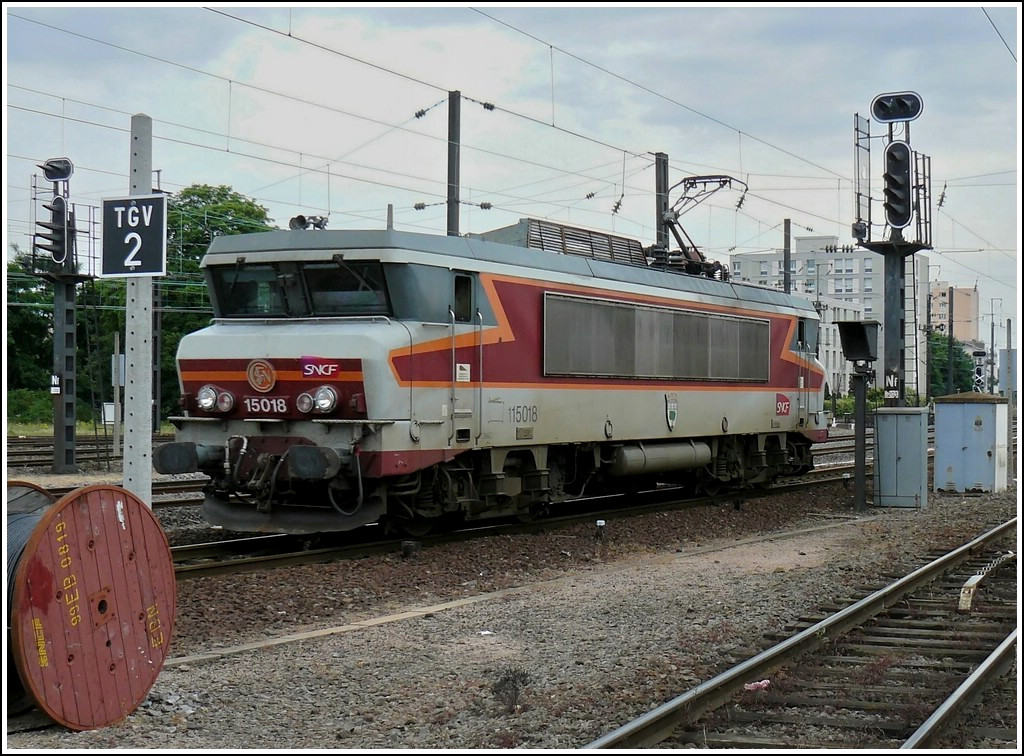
{"left": 206, "top": 8, "right": 652, "bottom": 161}
{"left": 471, "top": 8, "right": 846, "bottom": 180}
{"left": 8, "top": 9, "right": 846, "bottom": 237}
{"left": 7, "top": 74, "right": 651, "bottom": 213}
{"left": 7, "top": 103, "right": 654, "bottom": 222}
{"left": 982, "top": 8, "right": 1017, "bottom": 62}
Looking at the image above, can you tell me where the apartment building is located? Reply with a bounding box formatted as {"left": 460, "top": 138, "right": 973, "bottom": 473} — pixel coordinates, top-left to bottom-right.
{"left": 729, "top": 235, "right": 931, "bottom": 400}
{"left": 927, "top": 283, "right": 979, "bottom": 343}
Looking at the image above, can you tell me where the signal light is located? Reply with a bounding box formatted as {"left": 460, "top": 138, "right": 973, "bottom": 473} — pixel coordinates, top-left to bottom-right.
{"left": 38, "top": 156, "right": 74, "bottom": 182}
{"left": 34, "top": 195, "right": 70, "bottom": 263}
{"left": 882, "top": 141, "right": 914, "bottom": 229}
{"left": 871, "top": 91, "right": 923, "bottom": 123}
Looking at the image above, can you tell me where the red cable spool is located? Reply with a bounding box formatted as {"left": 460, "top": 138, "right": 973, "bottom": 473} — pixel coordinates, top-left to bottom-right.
{"left": 7, "top": 483, "right": 176, "bottom": 730}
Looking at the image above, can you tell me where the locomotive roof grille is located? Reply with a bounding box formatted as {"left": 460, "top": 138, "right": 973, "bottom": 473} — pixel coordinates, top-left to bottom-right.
{"left": 470, "top": 218, "right": 649, "bottom": 267}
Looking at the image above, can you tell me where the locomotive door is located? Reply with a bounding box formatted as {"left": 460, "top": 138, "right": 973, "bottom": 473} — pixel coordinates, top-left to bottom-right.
{"left": 448, "top": 272, "right": 477, "bottom": 446}
{"left": 796, "top": 317, "right": 813, "bottom": 427}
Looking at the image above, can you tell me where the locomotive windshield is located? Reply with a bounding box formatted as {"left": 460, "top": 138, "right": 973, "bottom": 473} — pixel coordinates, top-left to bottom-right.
{"left": 209, "top": 260, "right": 391, "bottom": 318}
{"left": 304, "top": 261, "right": 389, "bottom": 316}
{"left": 211, "top": 264, "right": 289, "bottom": 317}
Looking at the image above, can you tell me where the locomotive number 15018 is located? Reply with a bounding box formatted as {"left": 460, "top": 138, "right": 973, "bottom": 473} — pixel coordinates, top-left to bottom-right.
{"left": 244, "top": 396, "right": 289, "bottom": 413}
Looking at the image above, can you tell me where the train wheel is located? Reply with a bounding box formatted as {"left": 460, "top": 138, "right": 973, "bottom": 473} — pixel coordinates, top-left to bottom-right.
{"left": 698, "top": 479, "right": 723, "bottom": 497}
{"left": 396, "top": 516, "right": 436, "bottom": 538}
{"left": 515, "top": 506, "right": 538, "bottom": 523}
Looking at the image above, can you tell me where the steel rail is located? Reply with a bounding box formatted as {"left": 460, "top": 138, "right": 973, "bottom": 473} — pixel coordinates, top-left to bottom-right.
{"left": 169, "top": 474, "right": 883, "bottom": 579}
{"left": 901, "top": 628, "right": 1018, "bottom": 749}
{"left": 584, "top": 517, "right": 1017, "bottom": 749}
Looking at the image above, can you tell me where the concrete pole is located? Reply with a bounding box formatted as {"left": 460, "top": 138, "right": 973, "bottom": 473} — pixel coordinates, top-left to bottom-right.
{"left": 1008, "top": 318, "right": 1014, "bottom": 487}
{"left": 113, "top": 330, "right": 121, "bottom": 457}
{"left": 924, "top": 290, "right": 931, "bottom": 405}
{"left": 122, "top": 114, "right": 154, "bottom": 503}
{"left": 988, "top": 298, "right": 1001, "bottom": 393}
{"left": 990, "top": 315, "right": 996, "bottom": 393}
{"left": 783, "top": 219, "right": 791, "bottom": 294}
{"left": 446, "top": 91, "right": 460, "bottom": 236}
{"left": 946, "top": 287, "right": 954, "bottom": 394}
{"left": 655, "top": 152, "right": 669, "bottom": 250}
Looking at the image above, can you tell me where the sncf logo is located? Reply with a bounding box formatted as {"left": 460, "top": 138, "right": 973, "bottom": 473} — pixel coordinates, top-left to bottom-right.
{"left": 775, "top": 393, "right": 791, "bottom": 416}
{"left": 300, "top": 356, "right": 340, "bottom": 377}
{"left": 247, "top": 359, "right": 276, "bottom": 393}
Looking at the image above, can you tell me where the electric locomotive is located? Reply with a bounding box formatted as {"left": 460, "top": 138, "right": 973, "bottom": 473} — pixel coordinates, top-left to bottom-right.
{"left": 155, "top": 217, "right": 828, "bottom": 534}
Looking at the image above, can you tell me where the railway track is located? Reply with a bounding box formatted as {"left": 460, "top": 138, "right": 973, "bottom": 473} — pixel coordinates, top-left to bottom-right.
{"left": 167, "top": 472, "right": 878, "bottom": 579}
{"left": 6, "top": 434, "right": 175, "bottom": 468}
{"left": 585, "top": 518, "right": 1017, "bottom": 749}
{"left": 6, "top": 468, "right": 1013, "bottom": 744}
{"left": 45, "top": 477, "right": 206, "bottom": 503}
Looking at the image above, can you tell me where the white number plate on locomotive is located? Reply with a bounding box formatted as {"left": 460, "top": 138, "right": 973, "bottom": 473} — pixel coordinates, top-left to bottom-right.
{"left": 243, "top": 396, "right": 289, "bottom": 414}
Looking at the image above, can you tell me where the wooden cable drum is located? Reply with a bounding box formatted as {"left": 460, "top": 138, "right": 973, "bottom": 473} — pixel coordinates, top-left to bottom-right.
{"left": 6, "top": 482, "right": 176, "bottom": 730}
{"left": 7, "top": 481, "right": 57, "bottom": 716}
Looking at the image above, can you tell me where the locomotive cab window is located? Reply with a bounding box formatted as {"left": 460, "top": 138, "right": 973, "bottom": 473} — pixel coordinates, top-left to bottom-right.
{"left": 211, "top": 263, "right": 290, "bottom": 317}
{"left": 795, "top": 317, "right": 819, "bottom": 352}
{"left": 304, "top": 261, "right": 390, "bottom": 316}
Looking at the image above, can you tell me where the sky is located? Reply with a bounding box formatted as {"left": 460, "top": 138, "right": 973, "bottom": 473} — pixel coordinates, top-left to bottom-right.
{"left": 4, "top": 3, "right": 1021, "bottom": 347}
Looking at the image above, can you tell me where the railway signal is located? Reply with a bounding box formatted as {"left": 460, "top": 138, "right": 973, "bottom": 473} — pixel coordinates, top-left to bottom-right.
{"left": 882, "top": 140, "right": 914, "bottom": 229}
{"left": 34, "top": 195, "right": 71, "bottom": 264}
{"left": 871, "top": 91, "right": 923, "bottom": 123}
{"left": 37, "top": 156, "right": 74, "bottom": 182}
{"left": 31, "top": 156, "right": 84, "bottom": 473}
{"left": 973, "top": 350, "right": 987, "bottom": 392}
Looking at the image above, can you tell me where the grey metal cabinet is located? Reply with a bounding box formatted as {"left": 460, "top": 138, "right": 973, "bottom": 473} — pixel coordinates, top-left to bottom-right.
{"left": 933, "top": 393, "right": 1008, "bottom": 493}
{"left": 873, "top": 407, "right": 929, "bottom": 508}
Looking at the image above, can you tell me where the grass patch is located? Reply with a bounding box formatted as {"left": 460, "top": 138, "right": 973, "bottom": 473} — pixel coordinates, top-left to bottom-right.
{"left": 7, "top": 422, "right": 176, "bottom": 437}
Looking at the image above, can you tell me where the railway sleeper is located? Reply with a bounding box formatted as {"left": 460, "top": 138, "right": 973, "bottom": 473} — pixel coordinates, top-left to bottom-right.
{"left": 699, "top": 709, "right": 914, "bottom": 734}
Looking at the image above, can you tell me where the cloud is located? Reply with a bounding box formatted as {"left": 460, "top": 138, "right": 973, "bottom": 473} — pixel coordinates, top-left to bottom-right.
{"left": 5, "top": 4, "right": 1018, "bottom": 318}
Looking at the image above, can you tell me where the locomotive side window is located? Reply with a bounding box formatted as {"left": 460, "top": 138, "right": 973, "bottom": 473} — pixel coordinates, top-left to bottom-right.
{"left": 304, "top": 261, "right": 390, "bottom": 316}
{"left": 453, "top": 274, "right": 473, "bottom": 322}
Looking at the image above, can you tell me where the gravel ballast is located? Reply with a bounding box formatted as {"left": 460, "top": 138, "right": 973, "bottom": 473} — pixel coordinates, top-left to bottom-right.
{"left": 4, "top": 465, "right": 1017, "bottom": 750}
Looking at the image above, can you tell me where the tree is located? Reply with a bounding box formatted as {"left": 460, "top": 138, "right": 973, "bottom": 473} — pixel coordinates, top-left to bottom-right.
{"left": 74, "top": 185, "right": 278, "bottom": 421}
{"left": 8, "top": 185, "right": 276, "bottom": 426}
{"left": 155, "top": 185, "right": 276, "bottom": 417}
{"left": 928, "top": 331, "right": 975, "bottom": 397}
{"left": 167, "top": 184, "right": 277, "bottom": 273}
{"left": 6, "top": 246, "right": 53, "bottom": 391}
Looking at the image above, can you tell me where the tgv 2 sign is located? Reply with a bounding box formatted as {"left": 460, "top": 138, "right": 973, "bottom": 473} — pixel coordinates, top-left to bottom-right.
{"left": 100, "top": 194, "right": 167, "bottom": 277}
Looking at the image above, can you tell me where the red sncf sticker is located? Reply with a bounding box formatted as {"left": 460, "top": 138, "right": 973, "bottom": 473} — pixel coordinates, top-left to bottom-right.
{"left": 775, "top": 394, "right": 791, "bottom": 416}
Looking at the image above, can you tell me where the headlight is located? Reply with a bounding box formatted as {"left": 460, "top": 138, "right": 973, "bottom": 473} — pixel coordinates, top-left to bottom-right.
{"left": 197, "top": 384, "right": 234, "bottom": 413}
{"left": 197, "top": 385, "right": 218, "bottom": 411}
{"left": 313, "top": 386, "right": 338, "bottom": 413}
{"left": 296, "top": 392, "right": 314, "bottom": 414}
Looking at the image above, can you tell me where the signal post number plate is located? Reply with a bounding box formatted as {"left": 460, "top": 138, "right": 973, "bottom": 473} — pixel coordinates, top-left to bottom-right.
{"left": 244, "top": 396, "right": 289, "bottom": 414}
